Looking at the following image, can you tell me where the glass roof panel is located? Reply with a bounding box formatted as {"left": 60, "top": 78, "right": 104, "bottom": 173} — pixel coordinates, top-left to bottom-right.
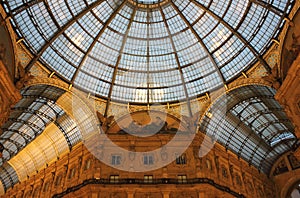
{"left": 4, "top": 0, "right": 292, "bottom": 103}
{"left": 200, "top": 85, "right": 296, "bottom": 174}
{"left": 142, "top": 0, "right": 164, "bottom": 3}
{"left": 223, "top": 0, "right": 249, "bottom": 28}
{"left": 48, "top": 0, "right": 72, "bottom": 27}
{"left": 0, "top": 164, "right": 18, "bottom": 191}
{"left": 180, "top": 2, "right": 204, "bottom": 24}
{"left": 194, "top": 13, "right": 218, "bottom": 39}
{"left": 0, "top": 85, "right": 81, "bottom": 168}
{"left": 78, "top": 12, "right": 103, "bottom": 38}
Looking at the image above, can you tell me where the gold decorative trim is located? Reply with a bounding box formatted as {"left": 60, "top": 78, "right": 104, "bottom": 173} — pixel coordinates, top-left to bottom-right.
{"left": 127, "top": 0, "right": 169, "bottom": 9}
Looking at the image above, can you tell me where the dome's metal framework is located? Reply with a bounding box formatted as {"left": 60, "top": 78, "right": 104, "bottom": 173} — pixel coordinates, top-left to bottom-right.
{"left": 0, "top": 0, "right": 298, "bottom": 193}
{"left": 3, "top": 0, "right": 293, "bottom": 104}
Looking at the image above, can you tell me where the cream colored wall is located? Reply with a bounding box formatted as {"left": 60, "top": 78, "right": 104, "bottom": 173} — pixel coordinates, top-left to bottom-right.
{"left": 3, "top": 132, "right": 275, "bottom": 198}
{"left": 8, "top": 123, "right": 70, "bottom": 182}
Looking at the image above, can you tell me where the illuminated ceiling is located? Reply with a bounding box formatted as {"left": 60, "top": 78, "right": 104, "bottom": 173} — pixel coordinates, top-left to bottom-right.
{"left": 0, "top": 0, "right": 298, "bottom": 194}
{"left": 3, "top": 0, "right": 293, "bottom": 103}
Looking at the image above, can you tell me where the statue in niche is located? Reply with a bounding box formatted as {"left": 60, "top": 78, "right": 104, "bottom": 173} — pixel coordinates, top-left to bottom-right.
{"left": 214, "top": 156, "right": 219, "bottom": 171}
{"left": 245, "top": 179, "right": 254, "bottom": 193}
{"left": 241, "top": 172, "right": 246, "bottom": 183}
{"left": 206, "top": 158, "right": 212, "bottom": 171}
{"left": 54, "top": 174, "right": 62, "bottom": 187}
{"left": 43, "top": 181, "right": 50, "bottom": 192}
{"left": 78, "top": 156, "right": 82, "bottom": 169}
{"left": 221, "top": 165, "right": 228, "bottom": 178}
{"left": 262, "top": 64, "right": 281, "bottom": 89}
{"left": 235, "top": 173, "right": 242, "bottom": 186}
{"left": 229, "top": 164, "right": 234, "bottom": 178}
{"left": 51, "top": 171, "right": 55, "bottom": 180}
{"left": 63, "top": 164, "right": 68, "bottom": 175}
{"left": 198, "top": 157, "right": 203, "bottom": 170}
{"left": 96, "top": 111, "right": 115, "bottom": 133}
{"left": 15, "top": 63, "right": 34, "bottom": 89}
{"left": 249, "top": 181, "right": 254, "bottom": 191}
{"left": 83, "top": 158, "right": 92, "bottom": 170}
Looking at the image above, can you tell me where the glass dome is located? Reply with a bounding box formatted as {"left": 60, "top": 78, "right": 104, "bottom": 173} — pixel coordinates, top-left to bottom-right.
{"left": 134, "top": 0, "right": 164, "bottom": 4}
{"left": 4, "top": 0, "right": 293, "bottom": 103}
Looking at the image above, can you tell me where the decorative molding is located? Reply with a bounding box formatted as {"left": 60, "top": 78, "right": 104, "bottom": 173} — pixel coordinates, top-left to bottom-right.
{"left": 26, "top": 77, "right": 69, "bottom": 91}
{"left": 52, "top": 178, "right": 245, "bottom": 198}
{"left": 0, "top": 60, "right": 21, "bottom": 126}
{"left": 228, "top": 77, "right": 272, "bottom": 90}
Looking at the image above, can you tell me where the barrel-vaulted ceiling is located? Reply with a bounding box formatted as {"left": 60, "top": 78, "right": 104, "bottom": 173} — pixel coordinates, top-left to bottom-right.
{"left": 2, "top": 0, "right": 294, "bottom": 103}
{"left": 0, "top": 85, "right": 82, "bottom": 192}
{"left": 200, "top": 85, "right": 296, "bottom": 173}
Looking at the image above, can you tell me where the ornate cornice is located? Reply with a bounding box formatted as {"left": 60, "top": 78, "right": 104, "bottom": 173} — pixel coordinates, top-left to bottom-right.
{"left": 53, "top": 178, "right": 245, "bottom": 198}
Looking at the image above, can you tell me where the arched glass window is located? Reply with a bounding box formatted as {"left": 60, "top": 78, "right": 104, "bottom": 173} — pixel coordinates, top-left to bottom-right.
{"left": 200, "top": 85, "right": 297, "bottom": 173}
